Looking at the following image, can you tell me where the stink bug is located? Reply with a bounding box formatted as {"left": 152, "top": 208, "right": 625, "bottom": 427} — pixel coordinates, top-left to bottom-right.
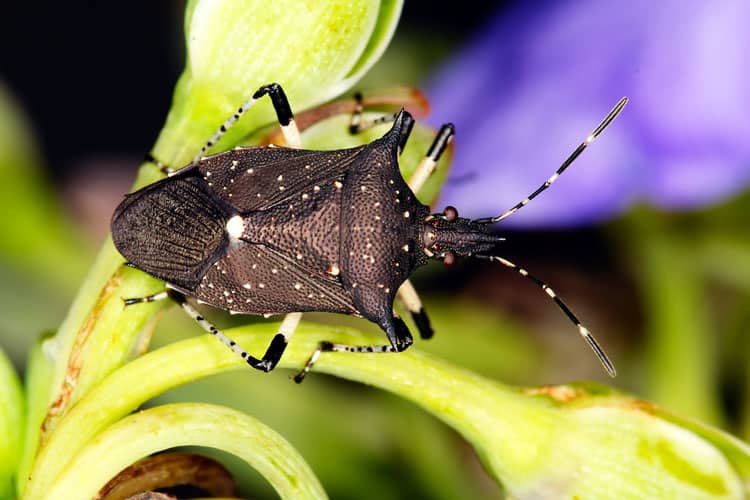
{"left": 112, "top": 83, "right": 626, "bottom": 381}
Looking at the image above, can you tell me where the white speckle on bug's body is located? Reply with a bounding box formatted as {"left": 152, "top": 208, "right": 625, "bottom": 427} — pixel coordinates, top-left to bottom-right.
{"left": 277, "top": 175, "right": 283, "bottom": 181}
{"left": 226, "top": 215, "right": 245, "bottom": 239}
{"left": 231, "top": 160, "right": 238, "bottom": 170}
{"left": 294, "top": 283, "right": 302, "bottom": 290}
{"left": 258, "top": 283, "right": 265, "bottom": 289}
{"left": 247, "top": 168, "right": 254, "bottom": 174}
{"left": 327, "top": 264, "right": 340, "bottom": 276}
{"left": 314, "top": 185, "right": 321, "bottom": 192}
{"left": 402, "top": 244, "right": 409, "bottom": 252}
{"left": 302, "top": 193, "right": 309, "bottom": 200}
{"left": 334, "top": 181, "right": 343, "bottom": 190}
{"left": 243, "top": 283, "right": 252, "bottom": 289}
{"left": 223, "top": 290, "right": 230, "bottom": 297}
{"left": 403, "top": 211, "right": 410, "bottom": 218}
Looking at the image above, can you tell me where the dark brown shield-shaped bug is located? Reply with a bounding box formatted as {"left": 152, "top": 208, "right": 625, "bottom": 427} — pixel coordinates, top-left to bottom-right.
{"left": 112, "top": 83, "right": 626, "bottom": 381}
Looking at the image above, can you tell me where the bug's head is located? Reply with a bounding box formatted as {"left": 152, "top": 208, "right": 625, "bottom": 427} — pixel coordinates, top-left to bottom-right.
{"left": 420, "top": 206, "right": 503, "bottom": 265}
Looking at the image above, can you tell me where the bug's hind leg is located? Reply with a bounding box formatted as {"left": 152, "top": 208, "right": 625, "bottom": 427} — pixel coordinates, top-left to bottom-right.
{"left": 124, "top": 288, "right": 301, "bottom": 373}
{"left": 294, "top": 316, "right": 413, "bottom": 383}
{"left": 169, "top": 291, "right": 301, "bottom": 372}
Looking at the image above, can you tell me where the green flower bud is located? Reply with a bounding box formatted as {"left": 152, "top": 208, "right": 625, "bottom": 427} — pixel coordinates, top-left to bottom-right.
{"left": 152, "top": 0, "right": 403, "bottom": 168}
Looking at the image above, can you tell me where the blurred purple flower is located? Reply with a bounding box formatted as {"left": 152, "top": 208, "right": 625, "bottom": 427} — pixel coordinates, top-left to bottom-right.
{"left": 427, "top": 0, "right": 750, "bottom": 227}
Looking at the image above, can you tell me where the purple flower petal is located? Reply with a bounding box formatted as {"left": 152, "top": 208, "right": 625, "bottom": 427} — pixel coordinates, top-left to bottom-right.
{"left": 427, "top": 0, "right": 750, "bottom": 227}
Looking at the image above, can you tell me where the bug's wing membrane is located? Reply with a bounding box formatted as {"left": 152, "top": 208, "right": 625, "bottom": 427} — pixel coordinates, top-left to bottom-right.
{"left": 194, "top": 241, "right": 356, "bottom": 316}
{"left": 197, "top": 147, "right": 365, "bottom": 211}
{"left": 112, "top": 176, "right": 229, "bottom": 290}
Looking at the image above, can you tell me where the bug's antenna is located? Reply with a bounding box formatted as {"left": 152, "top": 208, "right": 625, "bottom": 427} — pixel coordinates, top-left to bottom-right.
{"left": 475, "top": 96, "right": 628, "bottom": 225}
{"left": 475, "top": 254, "right": 616, "bottom": 377}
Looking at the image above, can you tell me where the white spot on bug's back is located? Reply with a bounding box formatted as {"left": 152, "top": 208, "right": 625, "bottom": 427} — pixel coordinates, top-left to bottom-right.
{"left": 314, "top": 185, "right": 321, "bottom": 192}
{"left": 243, "top": 283, "right": 252, "bottom": 289}
{"left": 277, "top": 175, "right": 284, "bottom": 181}
{"left": 334, "top": 181, "right": 343, "bottom": 190}
{"left": 258, "top": 283, "right": 265, "bottom": 289}
{"left": 226, "top": 215, "right": 245, "bottom": 239}
{"left": 247, "top": 168, "right": 254, "bottom": 174}
{"left": 302, "top": 193, "right": 309, "bottom": 200}
{"left": 327, "top": 264, "right": 340, "bottom": 276}
{"left": 294, "top": 283, "right": 302, "bottom": 290}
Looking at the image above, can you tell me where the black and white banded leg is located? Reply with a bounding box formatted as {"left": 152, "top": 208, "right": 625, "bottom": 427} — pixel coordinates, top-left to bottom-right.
{"left": 475, "top": 97, "right": 628, "bottom": 224}
{"left": 475, "top": 254, "right": 616, "bottom": 377}
{"left": 294, "top": 316, "right": 413, "bottom": 383}
{"left": 123, "top": 288, "right": 301, "bottom": 373}
{"left": 348, "top": 92, "right": 402, "bottom": 134}
{"left": 406, "top": 123, "right": 455, "bottom": 194}
{"left": 396, "top": 273, "right": 433, "bottom": 339}
{"left": 150, "top": 83, "right": 304, "bottom": 177}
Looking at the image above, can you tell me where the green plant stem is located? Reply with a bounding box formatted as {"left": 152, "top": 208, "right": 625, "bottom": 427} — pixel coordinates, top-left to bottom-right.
{"left": 25, "top": 324, "right": 553, "bottom": 499}
{"left": 0, "top": 348, "right": 23, "bottom": 498}
{"left": 44, "top": 403, "right": 326, "bottom": 500}
{"left": 626, "top": 212, "right": 723, "bottom": 426}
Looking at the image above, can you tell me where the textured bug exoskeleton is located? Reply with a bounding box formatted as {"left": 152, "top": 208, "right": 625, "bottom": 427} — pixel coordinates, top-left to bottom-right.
{"left": 112, "top": 83, "right": 626, "bottom": 381}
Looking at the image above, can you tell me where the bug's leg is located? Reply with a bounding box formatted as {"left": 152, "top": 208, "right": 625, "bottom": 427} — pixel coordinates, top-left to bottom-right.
{"left": 169, "top": 290, "right": 300, "bottom": 373}
{"left": 406, "top": 123, "right": 455, "bottom": 194}
{"left": 348, "top": 92, "right": 400, "bottom": 134}
{"left": 294, "top": 316, "right": 413, "bottom": 383}
{"left": 396, "top": 280, "right": 432, "bottom": 339}
{"left": 165, "top": 83, "right": 302, "bottom": 175}
{"left": 122, "top": 290, "right": 169, "bottom": 306}
{"left": 143, "top": 152, "right": 175, "bottom": 176}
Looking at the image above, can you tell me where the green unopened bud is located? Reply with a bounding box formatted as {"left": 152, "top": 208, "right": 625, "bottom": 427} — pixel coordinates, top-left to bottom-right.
{"left": 153, "top": 0, "right": 403, "bottom": 168}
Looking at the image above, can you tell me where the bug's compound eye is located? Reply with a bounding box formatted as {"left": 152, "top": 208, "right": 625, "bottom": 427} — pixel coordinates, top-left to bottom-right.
{"left": 443, "top": 252, "right": 456, "bottom": 267}
{"left": 443, "top": 206, "right": 458, "bottom": 221}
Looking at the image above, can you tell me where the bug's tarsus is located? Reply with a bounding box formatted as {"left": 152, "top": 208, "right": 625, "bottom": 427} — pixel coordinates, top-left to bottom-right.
{"left": 294, "top": 332, "right": 414, "bottom": 383}
{"left": 476, "top": 254, "right": 616, "bottom": 377}
{"left": 348, "top": 91, "right": 402, "bottom": 135}
{"left": 144, "top": 153, "right": 174, "bottom": 175}
{"left": 475, "top": 97, "right": 628, "bottom": 224}
{"left": 122, "top": 290, "right": 169, "bottom": 307}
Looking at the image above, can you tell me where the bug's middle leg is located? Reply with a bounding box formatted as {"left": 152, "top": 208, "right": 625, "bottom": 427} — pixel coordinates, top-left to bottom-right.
{"left": 293, "top": 315, "right": 413, "bottom": 383}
